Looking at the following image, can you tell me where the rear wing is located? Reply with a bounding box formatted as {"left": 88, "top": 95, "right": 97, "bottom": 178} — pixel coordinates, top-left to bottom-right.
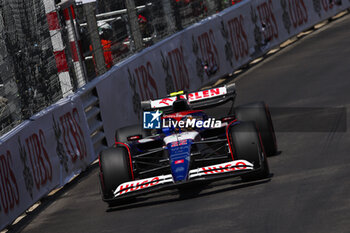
{"left": 141, "top": 83, "right": 236, "bottom": 112}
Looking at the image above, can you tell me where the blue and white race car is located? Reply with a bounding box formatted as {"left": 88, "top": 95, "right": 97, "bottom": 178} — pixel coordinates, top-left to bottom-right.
{"left": 98, "top": 83, "right": 277, "bottom": 205}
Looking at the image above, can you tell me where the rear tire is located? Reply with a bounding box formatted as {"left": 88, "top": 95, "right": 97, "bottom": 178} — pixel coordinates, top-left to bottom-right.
{"left": 235, "top": 102, "right": 277, "bottom": 156}
{"left": 115, "top": 124, "right": 151, "bottom": 142}
{"left": 229, "top": 122, "right": 269, "bottom": 181}
{"left": 99, "top": 147, "right": 132, "bottom": 201}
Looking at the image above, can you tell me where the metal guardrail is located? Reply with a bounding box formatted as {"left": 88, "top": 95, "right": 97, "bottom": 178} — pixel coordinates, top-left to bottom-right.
{"left": 79, "top": 87, "right": 108, "bottom": 156}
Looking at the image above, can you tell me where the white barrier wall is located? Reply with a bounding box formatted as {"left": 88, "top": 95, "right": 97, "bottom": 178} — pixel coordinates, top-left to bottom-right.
{"left": 1, "top": 0, "right": 349, "bottom": 230}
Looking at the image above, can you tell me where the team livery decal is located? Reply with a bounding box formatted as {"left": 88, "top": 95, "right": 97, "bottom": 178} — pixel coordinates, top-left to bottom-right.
{"left": 150, "top": 87, "right": 227, "bottom": 109}
{"left": 114, "top": 160, "right": 253, "bottom": 197}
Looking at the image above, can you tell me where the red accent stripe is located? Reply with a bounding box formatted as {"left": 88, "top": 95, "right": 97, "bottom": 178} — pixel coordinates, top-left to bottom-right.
{"left": 226, "top": 120, "right": 238, "bottom": 161}
{"left": 98, "top": 155, "right": 106, "bottom": 191}
{"left": 70, "top": 41, "right": 79, "bottom": 62}
{"left": 63, "top": 8, "right": 70, "bottom": 21}
{"left": 70, "top": 6, "right": 76, "bottom": 20}
{"left": 115, "top": 141, "right": 135, "bottom": 180}
{"left": 54, "top": 51, "right": 69, "bottom": 72}
{"left": 98, "top": 154, "right": 102, "bottom": 169}
{"left": 257, "top": 129, "right": 267, "bottom": 159}
{"left": 46, "top": 11, "right": 60, "bottom": 31}
{"left": 63, "top": 6, "right": 76, "bottom": 21}
{"left": 78, "top": 40, "right": 84, "bottom": 58}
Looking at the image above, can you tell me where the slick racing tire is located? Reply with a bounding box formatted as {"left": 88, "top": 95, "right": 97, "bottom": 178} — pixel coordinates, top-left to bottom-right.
{"left": 115, "top": 124, "right": 151, "bottom": 142}
{"left": 235, "top": 102, "right": 277, "bottom": 156}
{"left": 230, "top": 122, "right": 269, "bottom": 181}
{"left": 99, "top": 147, "right": 132, "bottom": 201}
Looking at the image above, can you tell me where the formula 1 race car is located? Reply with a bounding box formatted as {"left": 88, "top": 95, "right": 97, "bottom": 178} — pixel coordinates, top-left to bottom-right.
{"left": 98, "top": 83, "right": 277, "bottom": 205}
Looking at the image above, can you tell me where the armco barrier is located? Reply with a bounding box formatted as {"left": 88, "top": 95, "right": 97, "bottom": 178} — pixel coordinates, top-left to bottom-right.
{"left": 1, "top": 0, "right": 349, "bottom": 230}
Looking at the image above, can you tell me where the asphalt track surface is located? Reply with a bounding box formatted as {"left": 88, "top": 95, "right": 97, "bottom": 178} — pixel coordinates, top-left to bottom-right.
{"left": 15, "top": 14, "right": 350, "bottom": 233}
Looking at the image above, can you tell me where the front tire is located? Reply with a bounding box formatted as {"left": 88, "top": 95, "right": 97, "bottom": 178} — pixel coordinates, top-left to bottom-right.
{"left": 229, "top": 122, "right": 269, "bottom": 181}
{"left": 235, "top": 102, "right": 277, "bottom": 156}
{"left": 99, "top": 147, "right": 132, "bottom": 201}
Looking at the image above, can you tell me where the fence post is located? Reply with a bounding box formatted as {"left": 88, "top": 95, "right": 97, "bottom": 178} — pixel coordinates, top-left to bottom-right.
{"left": 83, "top": 2, "right": 107, "bottom": 76}
{"left": 125, "top": 0, "right": 143, "bottom": 51}
{"left": 43, "top": 0, "right": 73, "bottom": 97}
{"left": 65, "top": 5, "right": 87, "bottom": 88}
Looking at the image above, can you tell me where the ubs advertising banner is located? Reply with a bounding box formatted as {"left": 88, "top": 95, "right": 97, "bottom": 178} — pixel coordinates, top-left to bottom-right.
{"left": 0, "top": 99, "right": 94, "bottom": 229}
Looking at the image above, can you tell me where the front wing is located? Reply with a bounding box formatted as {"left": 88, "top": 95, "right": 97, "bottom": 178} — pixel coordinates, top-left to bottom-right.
{"left": 111, "top": 160, "right": 254, "bottom": 199}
